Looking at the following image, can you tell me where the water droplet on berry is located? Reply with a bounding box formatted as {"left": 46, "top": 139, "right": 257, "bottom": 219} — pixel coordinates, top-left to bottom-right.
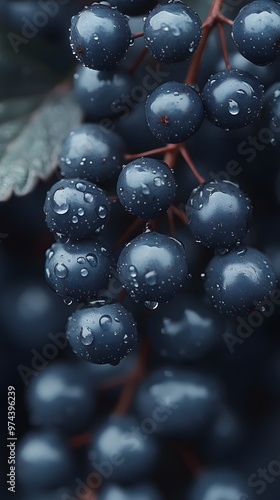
{"left": 141, "top": 183, "right": 150, "bottom": 195}
{"left": 97, "top": 205, "right": 108, "bottom": 219}
{"left": 77, "top": 257, "right": 85, "bottom": 264}
{"left": 129, "top": 265, "right": 137, "bottom": 278}
{"left": 63, "top": 297, "right": 73, "bottom": 305}
{"left": 76, "top": 182, "right": 86, "bottom": 192}
{"left": 72, "top": 216, "right": 78, "bottom": 224}
{"left": 54, "top": 263, "right": 68, "bottom": 279}
{"left": 78, "top": 208, "right": 85, "bottom": 216}
{"left": 153, "top": 177, "right": 164, "bottom": 187}
{"left": 228, "top": 99, "right": 240, "bottom": 115}
{"left": 99, "top": 315, "right": 112, "bottom": 329}
{"left": 80, "top": 327, "right": 94, "bottom": 345}
{"left": 52, "top": 188, "right": 69, "bottom": 214}
{"left": 81, "top": 268, "right": 88, "bottom": 277}
{"left": 144, "top": 301, "right": 159, "bottom": 310}
{"left": 84, "top": 193, "right": 94, "bottom": 203}
{"left": 86, "top": 254, "right": 98, "bottom": 267}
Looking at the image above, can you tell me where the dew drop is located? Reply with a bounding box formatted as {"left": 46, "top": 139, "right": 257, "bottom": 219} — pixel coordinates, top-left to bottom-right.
{"left": 145, "top": 270, "right": 158, "bottom": 286}
{"left": 228, "top": 99, "right": 240, "bottom": 115}
{"left": 144, "top": 301, "right": 159, "bottom": 309}
{"left": 80, "top": 327, "right": 94, "bottom": 345}
{"left": 129, "top": 265, "right": 137, "bottom": 278}
{"left": 86, "top": 253, "right": 98, "bottom": 267}
{"left": 78, "top": 208, "right": 85, "bottom": 216}
{"left": 72, "top": 216, "right": 78, "bottom": 224}
{"left": 97, "top": 205, "right": 108, "bottom": 219}
{"left": 84, "top": 193, "right": 94, "bottom": 203}
{"left": 54, "top": 263, "right": 68, "bottom": 279}
{"left": 153, "top": 177, "right": 164, "bottom": 187}
{"left": 48, "top": 250, "right": 54, "bottom": 260}
{"left": 99, "top": 315, "right": 112, "bottom": 329}
{"left": 77, "top": 257, "right": 85, "bottom": 264}
{"left": 63, "top": 297, "right": 73, "bottom": 305}
{"left": 141, "top": 183, "right": 150, "bottom": 195}
{"left": 81, "top": 268, "right": 89, "bottom": 277}
{"left": 52, "top": 188, "right": 69, "bottom": 214}
{"left": 76, "top": 182, "right": 86, "bottom": 192}
{"left": 123, "top": 333, "right": 128, "bottom": 343}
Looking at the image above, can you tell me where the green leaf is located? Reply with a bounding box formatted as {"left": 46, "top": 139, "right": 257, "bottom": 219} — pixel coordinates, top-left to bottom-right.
{"left": 0, "top": 89, "right": 82, "bottom": 201}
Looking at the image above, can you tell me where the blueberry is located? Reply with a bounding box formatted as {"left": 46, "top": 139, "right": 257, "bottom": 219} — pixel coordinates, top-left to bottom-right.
{"left": 66, "top": 302, "right": 138, "bottom": 365}
{"left": 70, "top": 4, "right": 131, "bottom": 70}
{"left": 26, "top": 362, "right": 95, "bottom": 434}
{"left": 187, "top": 469, "right": 256, "bottom": 500}
{"left": 186, "top": 180, "right": 252, "bottom": 249}
{"left": 99, "top": 483, "right": 163, "bottom": 500}
{"left": 88, "top": 415, "right": 160, "bottom": 482}
{"left": 144, "top": 1, "right": 202, "bottom": 64}
{"left": 202, "top": 69, "right": 264, "bottom": 129}
{"left": 45, "top": 239, "right": 113, "bottom": 302}
{"left": 146, "top": 81, "right": 204, "bottom": 143}
{"left": 232, "top": 0, "right": 280, "bottom": 66}
{"left": 44, "top": 179, "right": 110, "bottom": 240}
{"left": 59, "top": 124, "right": 125, "bottom": 185}
{"left": 117, "top": 230, "right": 188, "bottom": 304}
{"left": 204, "top": 246, "right": 277, "bottom": 315}
{"left": 116, "top": 157, "right": 176, "bottom": 219}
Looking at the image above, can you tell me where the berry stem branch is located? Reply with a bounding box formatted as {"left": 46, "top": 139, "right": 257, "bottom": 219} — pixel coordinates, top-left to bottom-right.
{"left": 125, "top": 144, "right": 177, "bottom": 161}
{"left": 217, "top": 22, "right": 231, "bottom": 69}
{"left": 179, "top": 145, "right": 205, "bottom": 184}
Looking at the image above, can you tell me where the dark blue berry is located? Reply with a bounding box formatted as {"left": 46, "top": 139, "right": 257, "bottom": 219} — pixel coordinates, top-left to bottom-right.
{"left": 88, "top": 415, "right": 160, "bottom": 482}
{"left": 146, "top": 81, "right": 204, "bottom": 143}
{"left": 99, "top": 483, "right": 163, "bottom": 500}
{"left": 44, "top": 179, "right": 110, "bottom": 240}
{"left": 74, "top": 66, "right": 136, "bottom": 122}
{"left": 232, "top": 0, "right": 280, "bottom": 66}
{"left": 70, "top": 4, "right": 131, "bottom": 70}
{"left": 45, "top": 239, "right": 112, "bottom": 302}
{"left": 66, "top": 302, "right": 138, "bottom": 365}
{"left": 116, "top": 157, "right": 176, "bottom": 219}
{"left": 204, "top": 247, "right": 277, "bottom": 315}
{"left": 17, "top": 431, "right": 74, "bottom": 491}
{"left": 186, "top": 180, "right": 252, "bottom": 249}
{"left": 261, "top": 82, "right": 280, "bottom": 147}
{"left": 59, "top": 124, "right": 125, "bottom": 185}
{"left": 145, "top": 293, "right": 223, "bottom": 362}
{"left": 26, "top": 362, "right": 95, "bottom": 434}
{"left": 202, "top": 69, "right": 264, "bottom": 130}
{"left": 135, "top": 367, "right": 223, "bottom": 438}
{"left": 117, "top": 230, "right": 188, "bottom": 304}
{"left": 144, "top": 1, "right": 202, "bottom": 64}
{"left": 187, "top": 469, "right": 256, "bottom": 500}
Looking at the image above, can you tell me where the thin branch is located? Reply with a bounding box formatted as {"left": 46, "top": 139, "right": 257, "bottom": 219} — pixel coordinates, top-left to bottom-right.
{"left": 217, "top": 22, "right": 231, "bottom": 69}
{"left": 128, "top": 47, "right": 149, "bottom": 74}
{"left": 179, "top": 145, "right": 205, "bottom": 184}
{"left": 125, "top": 144, "right": 176, "bottom": 161}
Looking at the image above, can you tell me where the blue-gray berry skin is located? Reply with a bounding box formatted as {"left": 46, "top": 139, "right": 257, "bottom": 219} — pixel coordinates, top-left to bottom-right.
{"left": 135, "top": 367, "right": 223, "bottom": 438}
{"left": 44, "top": 179, "right": 110, "bottom": 240}
{"left": 144, "top": 1, "right": 202, "bottom": 64}
{"left": 204, "top": 247, "right": 277, "bottom": 316}
{"left": 45, "top": 239, "right": 113, "bottom": 302}
{"left": 232, "top": 0, "right": 280, "bottom": 66}
{"left": 59, "top": 124, "right": 125, "bottom": 185}
{"left": 145, "top": 81, "right": 204, "bottom": 143}
{"left": 117, "top": 230, "right": 188, "bottom": 303}
{"left": 117, "top": 157, "right": 176, "bottom": 220}
{"left": 202, "top": 69, "right": 264, "bottom": 130}
{"left": 66, "top": 302, "right": 138, "bottom": 365}
{"left": 99, "top": 483, "right": 163, "bottom": 500}
{"left": 186, "top": 180, "right": 252, "bottom": 249}
{"left": 187, "top": 470, "right": 256, "bottom": 500}
{"left": 70, "top": 4, "right": 131, "bottom": 70}
{"left": 74, "top": 66, "right": 136, "bottom": 122}
{"left": 88, "top": 415, "right": 160, "bottom": 482}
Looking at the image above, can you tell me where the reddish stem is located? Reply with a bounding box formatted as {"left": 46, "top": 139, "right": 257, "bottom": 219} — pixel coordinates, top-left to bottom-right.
{"left": 179, "top": 145, "right": 205, "bottom": 184}
{"left": 166, "top": 207, "right": 176, "bottom": 236}
{"left": 174, "top": 443, "right": 203, "bottom": 476}
{"left": 132, "top": 31, "right": 144, "bottom": 39}
{"left": 69, "top": 431, "right": 92, "bottom": 449}
{"left": 125, "top": 144, "right": 176, "bottom": 161}
{"left": 170, "top": 204, "right": 189, "bottom": 225}
{"left": 112, "top": 217, "right": 144, "bottom": 251}
{"left": 128, "top": 47, "right": 149, "bottom": 74}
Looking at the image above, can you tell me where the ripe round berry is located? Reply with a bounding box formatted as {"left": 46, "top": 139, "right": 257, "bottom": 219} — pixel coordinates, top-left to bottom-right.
{"left": 88, "top": 415, "right": 159, "bottom": 482}
{"left": 45, "top": 239, "right": 112, "bottom": 302}
{"left": 232, "top": 0, "right": 280, "bottom": 66}
{"left": 202, "top": 69, "right": 264, "bottom": 130}
{"left": 66, "top": 302, "right": 138, "bottom": 365}
{"left": 70, "top": 4, "right": 132, "bottom": 71}
{"left": 186, "top": 180, "right": 252, "bottom": 249}
{"left": 74, "top": 66, "right": 136, "bottom": 122}
{"left": 26, "top": 362, "right": 95, "bottom": 434}
{"left": 44, "top": 179, "right": 110, "bottom": 240}
{"left": 117, "top": 230, "right": 188, "bottom": 304}
{"left": 99, "top": 484, "right": 163, "bottom": 500}
{"left": 144, "top": 1, "right": 202, "bottom": 64}
{"left": 116, "top": 157, "right": 176, "bottom": 220}
{"left": 187, "top": 470, "right": 255, "bottom": 500}
{"left": 59, "top": 124, "right": 125, "bottom": 185}
{"left": 204, "top": 247, "right": 277, "bottom": 315}
{"left": 146, "top": 81, "right": 204, "bottom": 143}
